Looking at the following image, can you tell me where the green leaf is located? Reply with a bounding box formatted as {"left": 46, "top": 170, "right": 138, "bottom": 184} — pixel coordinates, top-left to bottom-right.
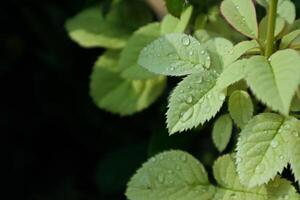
{"left": 216, "top": 59, "right": 247, "bottom": 90}
{"left": 256, "top": 0, "right": 296, "bottom": 25}
{"left": 289, "top": 133, "right": 300, "bottom": 183}
{"left": 277, "top": 0, "right": 296, "bottom": 25}
{"left": 65, "top": 3, "right": 152, "bottom": 49}
{"left": 291, "top": 93, "right": 300, "bottom": 112}
{"left": 213, "top": 155, "right": 268, "bottom": 200}
{"left": 164, "top": 0, "right": 186, "bottom": 17}
{"left": 224, "top": 40, "right": 260, "bottom": 67}
{"left": 228, "top": 90, "right": 254, "bottom": 128}
{"left": 267, "top": 176, "right": 300, "bottom": 200}
{"left": 236, "top": 113, "right": 300, "bottom": 187}
{"left": 126, "top": 150, "right": 216, "bottom": 200}
{"left": 160, "top": 6, "right": 193, "bottom": 35}
{"left": 203, "top": 37, "right": 233, "bottom": 73}
{"left": 167, "top": 71, "right": 226, "bottom": 134}
{"left": 212, "top": 114, "right": 233, "bottom": 152}
{"left": 138, "top": 33, "right": 211, "bottom": 76}
{"left": 119, "top": 23, "right": 160, "bottom": 80}
{"left": 245, "top": 50, "right": 300, "bottom": 115}
{"left": 221, "top": 0, "right": 258, "bottom": 38}
{"left": 90, "top": 50, "right": 166, "bottom": 115}
{"left": 258, "top": 16, "right": 285, "bottom": 45}
{"left": 280, "top": 29, "right": 300, "bottom": 49}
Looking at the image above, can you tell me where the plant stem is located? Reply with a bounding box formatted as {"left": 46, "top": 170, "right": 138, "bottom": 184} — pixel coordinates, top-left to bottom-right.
{"left": 265, "top": 0, "right": 278, "bottom": 57}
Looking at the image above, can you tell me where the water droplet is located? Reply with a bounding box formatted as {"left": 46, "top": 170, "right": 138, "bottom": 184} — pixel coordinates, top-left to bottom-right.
{"left": 197, "top": 78, "right": 202, "bottom": 84}
{"left": 236, "top": 6, "right": 240, "bottom": 9}
{"left": 280, "top": 155, "right": 284, "bottom": 160}
{"left": 175, "top": 165, "right": 181, "bottom": 170}
{"left": 219, "top": 95, "right": 225, "bottom": 101}
{"left": 180, "top": 89, "right": 184, "bottom": 93}
{"left": 236, "top": 157, "right": 242, "bottom": 163}
{"left": 283, "top": 194, "right": 289, "bottom": 200}
{"left": 170, "top": 67, "right": 175, "bottom": 71}
{"left": 189, "top": 51, "right": 194, "bottom": 56}
{"left": 180, "top": 155, "right": 187, "bottom": 162}
{"left": 230, "top": 193, "right": 237, "bottom": 199}
{"left": 168, "top": 170, "right": 173, "bottom": 174}
{"left": 201, "top": 50, "right": 206, "bottom": 55}
{"left": 186, "top": 96, "right": 193, "bottom": 104}
{"left": 271, "top": 140, "right": 278, "bottom": 148}
{"left": 159, "top": 155, "right": 164, "bottom": 160}
{"left": 182, "top": 36, "right": 190, "bottom": 46}
{"left": 157, "top": 174, "right": 165, "bottom": 183}
{"left": 151, "top": 158, "right": 156, "bottom": 162}
{"left": 284, "top": 124, "right": 290, "bottom": 129}
{"left": 293, "top": 131, "right": 299, "bottom": 137}
{"left": 187, "top": 86, "right": 192, "bottom": 89}
{"left": 180, "top": 108, "right": 194, "bottom": 122}
{"left": 255, "top": 164, "right": 265, "bottom": 174}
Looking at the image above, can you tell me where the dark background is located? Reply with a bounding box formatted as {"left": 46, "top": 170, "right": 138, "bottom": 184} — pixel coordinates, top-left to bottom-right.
{"left": 3, "top": 0, "right": 300, "bottom": 199}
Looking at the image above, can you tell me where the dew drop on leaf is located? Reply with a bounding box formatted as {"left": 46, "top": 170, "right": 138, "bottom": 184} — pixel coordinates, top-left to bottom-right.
{"left": 157, "top": 174, "right": 165, "bottom": 183}
{"left": 186, "top": 95, "right": 193, "bottom": 104}
{"left": 181, "top": 36, "right": 190, "bottom": 46}
{"left": 292, "top": 130, "right": 299, "bottom": 137}
{"left": 175, "top": 165, "right": 181, "bottom": 170}
{"left": 271, "top": 140, "right": 278, "bottom": 148}
{"left": 180, "top": 155, "right": 187, "bottom": 162}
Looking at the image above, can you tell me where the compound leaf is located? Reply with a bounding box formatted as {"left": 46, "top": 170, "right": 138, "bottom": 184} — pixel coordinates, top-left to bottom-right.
{"left": 213, "top": 155, "right": 268, "bottom": 200}
{"left": 212, "top": 114, "right": 233, "bottom": 152}
{"left": 119, "top": 23, "right": 160, "bottom": 80}
{"left": 221, "top": 0, "right": 258, "bottom": 38}
{"left": 90, "top": 50, "right": 166, "bottom": 115}
{"left": 236, "top": 113, "right": 299, "bottom": 187}
{"left": 138, "top": 33, "right": 211, "bottom": 76}
{"left": 167, "top": 71, "right": 226, "bottom": 134}
{"left": 245, "top": 50, "right": 300, "bottom": 115}
{"left": 228, "top": 90, "right": 254, "bottom": 128}
{"left": 126, "top": 150, "right": 216, "bottom": 200}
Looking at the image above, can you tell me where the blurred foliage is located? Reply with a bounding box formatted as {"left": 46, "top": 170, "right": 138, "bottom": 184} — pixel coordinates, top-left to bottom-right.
{"left": 3, "top": 0, "right": 300, "bottom": 200}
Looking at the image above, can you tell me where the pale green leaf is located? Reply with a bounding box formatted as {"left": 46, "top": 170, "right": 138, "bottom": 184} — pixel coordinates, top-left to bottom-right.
{"left": 291, "top": 93, "right": 300, "bottom": 112}
{"left": 236, "top": 113, "right": 300, "bottom": 187}
{"left": 160, "top": 6, "right": 193, "bottom": 35}
{"left": 213, "top": 155, "right": 268, "bottom": 200}
{"left": 256, "top": 0, "right": 296, "bottom": 25}
{"left": 65, "top": 3, "right": 151, "bottom": 49}
{"left": 224, "top": 40, "right": 260, "bottom": 67}
{"left": 216, "top": 59, "right": 247, "bottom": 90}
{"left": 119, "top": 23, "right": 160, "bottom": 80}
{"left": 194, "top": 14, "right": 207, "bottom": 30}
{"left": 126, "top": 150, "right": 216, "bottom": 200}
{"left": 203, "top": 38, "right": 233, "bottom": 73}
{"left": 267, "top": 176, "right": 300, "bottom": 200}
{"left": 221, "top": 0, "right": 258, "bottom": 38}
{"left": 212, "top": 114, "right": 233, "bottom": 152}
{"left": 161, "top": 15, "right": 180, "bottom": 35}
{"left": 90, "top": 50, "right": 166, "bottom": 115}
{"left": 167, "top": 71, "right": 226, "bottom": 134}
{"left": 245, "top": 50, "right": 300, "bottom": 115}
{"left": 228, "top": 90, "right": 254, "bottom": 128}
{"left": 288, "top": 121, "right": 300, "bottom": 183}
{"left": 280, "top": 29, "right": 300, "bottom": 49}
{"left": 138, "top": 33, "right": 211, "bottom": 76}
{"left": 258, "top": 16, "right": 285, "bottom": 45}
{"left": 277, "top": 0, "right": 296, "bottom": 25}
